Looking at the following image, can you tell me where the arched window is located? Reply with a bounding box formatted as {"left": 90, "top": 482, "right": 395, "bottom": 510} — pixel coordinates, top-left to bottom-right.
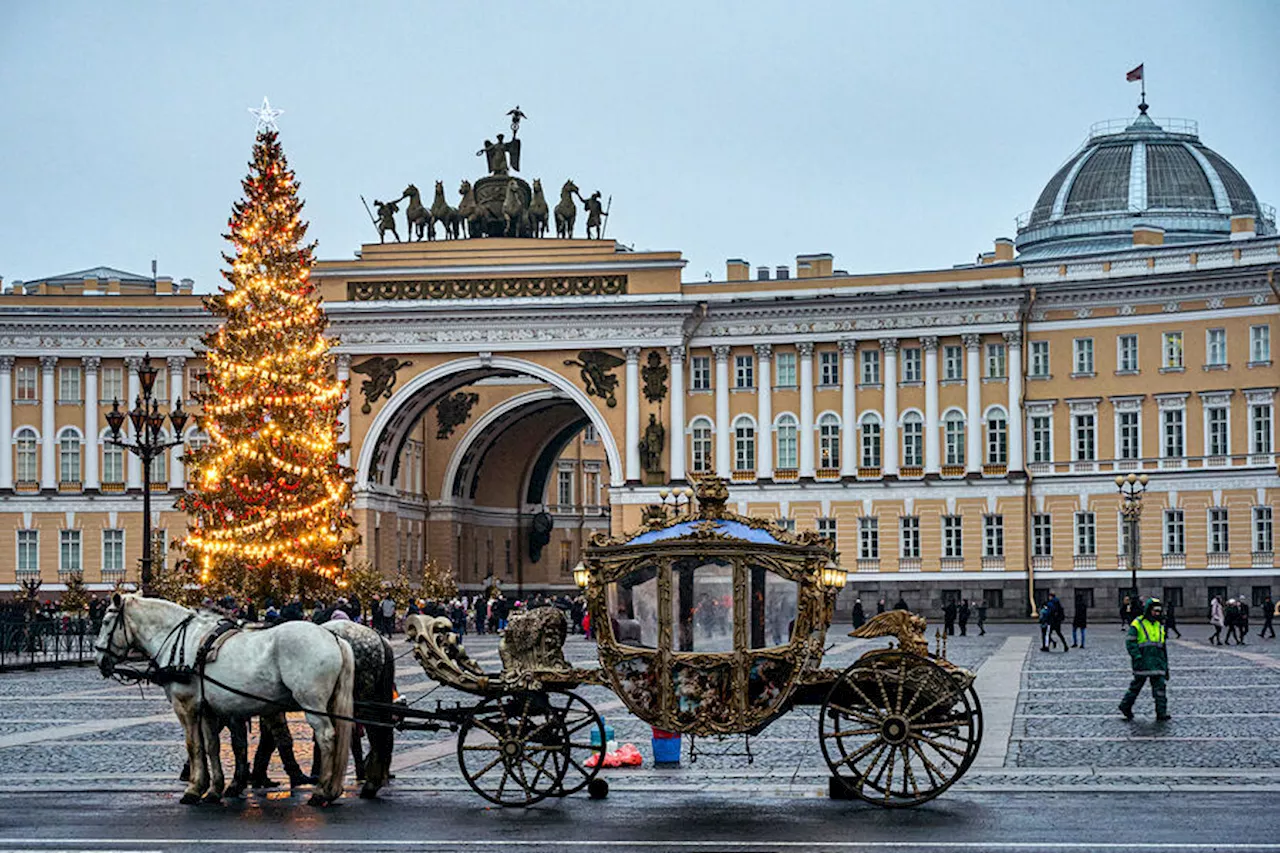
{"left": 689, "top": 418, "right": 713, "bottom": 473}
{"left": 15, "top": 428, "right": 38, "bottom": 483}
{"left": 58, "top": 430, "right": 82, "bottom": 484}
{"left": 733, "top": 416, "right": 756, "bottom": 472}
{"left": 818, "top": 413, "right": 840, "bottom": 469}
{"left": 986, "top": 409, "right": 1008, "bottom": 465}
{"left": 860, "top": 413, "right": 881, "bottom": 468}
{"left": 901, "top": 412, "right": 924, "bottom": 467}
{"left": 775, "top": 414, "right": 798, "bottom": 470}
{"left": 102, "top": 434, "right": 124, "bottom": 485}
{"left": 944, "top": 411, "right": 966, "bottom": 466}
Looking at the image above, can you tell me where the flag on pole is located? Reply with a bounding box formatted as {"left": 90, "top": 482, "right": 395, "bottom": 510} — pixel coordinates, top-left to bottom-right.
{"left": 1126, "top": 64, "right": 1144, "bottom": 82}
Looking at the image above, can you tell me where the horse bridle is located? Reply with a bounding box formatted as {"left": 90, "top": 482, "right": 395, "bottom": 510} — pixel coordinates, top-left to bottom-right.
{"left": 94, "top": 597, "right": 134, "bottom": 671}
{"left": 95, "top": 596, "right": 198, "bottom": 681}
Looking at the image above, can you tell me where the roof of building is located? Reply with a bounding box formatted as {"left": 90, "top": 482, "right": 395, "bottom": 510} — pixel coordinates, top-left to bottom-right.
{"left": 1015, "top": 109, "right": 1275, "bottom": 260}
{"left": 31, "top": 266, "right": 154, "bottom": 285}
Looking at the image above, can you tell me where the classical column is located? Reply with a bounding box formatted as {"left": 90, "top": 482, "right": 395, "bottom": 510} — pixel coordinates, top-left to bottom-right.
{"left": 40, "top": 356, "right": 56, "bottom": 490}
{"left": 754, "top": 344, "right": 773, "bottom": 478}
{"left": 667, "top": 346, "right": 686, "bottom": 481}
{"left": 712, "top": 345, "right": 731, "bottom": 477}
{"left": 624, "top": 347, "right": 642, "bottom": 483}
{"left": 82, "top": 357, "right": 101, "bottom": 490}
{"left": 336, "top": 353, "right": 352, "bottom": 467}
{"left": 881, "top": 338, "right": 899, "bottom": 475}
{"left": 839, "top": 340, "right": 857, "bottom": 477}
{"left": 125, "top": 356, "right": 143, "bottom": 489}
{"left": 963, "top": 333, "right": 982, "bottom": 473}
{"left": 922, "top": 336, "right": 940, "bottom": 474}
{"left": 0, "top": 357, "right": 13, "bottom": 490}
{"left": 1005, "top": 331, "right": 1024, "bottom": 473}
{"left": 798, "top": 342, "right": 815, "bottom": 477}
{"left": 167, "top": 356, "right": 186, "bottom": 489}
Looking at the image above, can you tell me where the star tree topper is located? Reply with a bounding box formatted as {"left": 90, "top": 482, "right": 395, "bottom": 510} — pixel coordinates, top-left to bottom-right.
{"left": 249, "top": 96, "right": 284, "bottom": 132}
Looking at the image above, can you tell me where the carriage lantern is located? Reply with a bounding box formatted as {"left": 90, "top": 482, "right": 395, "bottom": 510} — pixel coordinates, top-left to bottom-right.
{"left": 821, "top": 558, "right": 848, "bottom": 590}
{"left": 572, "top": 561, "right": 590, "bottom": 590}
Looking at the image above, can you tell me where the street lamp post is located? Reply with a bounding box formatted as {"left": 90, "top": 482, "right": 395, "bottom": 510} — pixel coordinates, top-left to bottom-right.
{"left": 1115, "top": 472, "right": 1150, "bottom": 600}
{"left": 105, "top": 354, "right": 188, "bottom": 595}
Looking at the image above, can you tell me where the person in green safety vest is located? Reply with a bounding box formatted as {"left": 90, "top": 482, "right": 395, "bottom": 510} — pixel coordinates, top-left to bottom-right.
{"left": 1119, "top": 597, "right": 1171, "bottom": 721}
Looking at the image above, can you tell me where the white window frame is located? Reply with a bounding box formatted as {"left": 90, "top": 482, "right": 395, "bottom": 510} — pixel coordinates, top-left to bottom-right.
{"left": 985, "top": 343, "right": 1006, "bottom": 378}
{"left": 102, "top": 529, "right": 125, "bottom": 574}
{"left": 1073, "top": 338, "right": 1094, "bottom": 375}
{"left": 690, "top": 418, "right": 713, "bottom": 473}
{"left": 1164, "top": 509, "right": 1186, "bottom": 555}
{"left": 1254, "top": 506, "right": 1274, "bottom": 554}
{"left": 943, "top": 411, "right": 965, "bottom": 466}
{"left": 101, "top": 366, "right": 124, "bottom": 403}
{"left": 1117, "top": 334, "right": 1139, "bottom": 373}
{"left": 817, "top": 413, "right": 840, "bottom": 469}
{"left": 859, "top": 517, "right": 879, "bottom": 560}
{"left": 985, "top": 409, "right": 1007, "bottom": 465}
{"left": 1250, "top": 324, "right": 1271, "bottom": 364}
{"left": 943, "top": 345, "right": 963, "bottom": 381}
{"left": 15, "top": 364, "right": 38, "bottom": 401}
{"left": 733, "top": 416, "right": 756, "bottom": 472}
{"left": 1030, "top": 413, "right": 1053, "bottom": 463}
{"left": 861, "top": 350, "right": 880, "bottom": 386}
{"left": 1206, "top": 328, "right": 1227, "bottom": 367}
{"left": 57, "top": 365, "right": 82, "bottom": 403}
{"left": 1032, "top": 513, "right": 1052, "bottom": 556}
{"left": 58, "top": 429, "right": 82, "bottom": 484}
{"left": 1162, "top": 407, "right": 1185, "bottom": 460}
{"left": 1074, "top": 511, "right": 1096, "bottom": 556}
{"left": 1116, "top": 408, "right": 1142, "bottom": 460}
{"left": 901, "top": 347, "right": 921, "bottom": 383}
{"left": 1073, "top": 413, "right": 1096, "bottom": 462}
{"left": 102, "top": 437, "right": 125, "bottom": 484}
{"left": 1209, "top": 507, "right": 1229, "bottom": 555}
{"left": 15, "top": 427, "right": 38, "bottom": 482}
{"left": 1029, "top": 340, "right": 1050, "bottom": 378}
{"left": 817, "top": 517, "right": 837, "bottom": 542}
{"left": 734, "top": 354, "right": 755, "bottom": 390}
{"left": 1162, "top": 331, "right": 1184, "bottom": 369}
{"left": 900, "top": 516, "right": 921, "bottom": 559}
{"left": 942, "top": 515, "right": 963, "bottom": 558}
{"left": 984, "top": 515, "right": 1004, "bottom": 557}
{"left": 1205, "top": 404, "right": 1230, "bottom": 457}
{"left": 690, "top": 356, "right": 711, "bottom": 391}
{"left": 774, "top": 352, "right": 796, "bottom": 388}
{"left": 859, "top": 413, "right": 882, "bottom": 468}
{"left": 774, "top": 413, "right": 798, "bottom": 470}
{"left": 1251, "top": 401, "right": 1274, "bottom": 455}
{"left": 16, "top": 529, "right": 38, "bottom": 574}
{"left": 819, "top": 350, "right": 839, "bottom": 386}
{"left": 59, "top": 529, "right": 82, "bottom": 574}
{"left": 901, "top": 412, "right": 923, "bottom": 467}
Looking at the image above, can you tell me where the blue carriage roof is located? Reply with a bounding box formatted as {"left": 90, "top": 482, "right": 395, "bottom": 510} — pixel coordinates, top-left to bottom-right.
{"left": 625, "top": 519, "right": 786, "bottom": 546}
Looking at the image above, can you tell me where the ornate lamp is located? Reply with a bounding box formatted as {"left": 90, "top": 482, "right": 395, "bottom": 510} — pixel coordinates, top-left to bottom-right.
{"left": 137, "top": 354, "right": 159, "bottom": 397}
{"left": 105, "top": 399, "right": 126, "bottom": 442}
{"left": 573, "top": 562, "right": 591, "bottom": 589}
{"left": 821, "top": 558, "right": 847, "bottom": 590}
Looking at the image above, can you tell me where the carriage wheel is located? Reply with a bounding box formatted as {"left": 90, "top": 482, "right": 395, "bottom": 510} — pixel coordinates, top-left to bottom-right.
{"left": 536, "top": 690, "right": 607, "bottom": 798}
{"left": 456, "top": 693, "right": 568, "bottom": 807}
{"left": 819, "top": 651, "right": 981, "bottom": 808}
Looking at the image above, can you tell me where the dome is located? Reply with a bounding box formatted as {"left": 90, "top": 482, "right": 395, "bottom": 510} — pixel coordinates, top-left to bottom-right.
{"left": 1015, "top": 111, "right": 1275, "bottom": 259}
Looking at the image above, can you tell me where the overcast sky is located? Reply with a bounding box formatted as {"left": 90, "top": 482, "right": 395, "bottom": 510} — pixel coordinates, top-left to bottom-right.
{"left": 1, "top": 1, "right": 1276, "bottom": 290}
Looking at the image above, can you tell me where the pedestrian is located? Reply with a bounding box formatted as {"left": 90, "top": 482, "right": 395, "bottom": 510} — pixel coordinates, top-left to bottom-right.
{"left": 1164, "top": 600, "right": 1181, "bottom": 639}
{"left": 380, "top": 594, "right": 397, "bottom": 637}
{"left": 894, "top": 596, "right": 909, "bottom": 612}
{"left": 877, "top": 598, "right": 887, "bottom": 615}
{"left": 1119, "top": 595, "right": 1139, "bottom": 631}
{"left": 976, "top": 599, "right": 987, "bottom": 636}
{"left": 1209, "top": 595, "right": 1225, "bottom": 645}
{"left": 942, "top": 599, "right": 957, "bottom": 636}
{"left": 1047, "top": 592, "right": 1068, "bottom": 652}
{"left": 1261, "top": 596, "right": 1276, "bottom": 640}
{"left": 851, "top": 598, "right": 866, "bottom": 629}
{"left": 1224, "top": 598, "right": 1241, "bottom": 645}
{"left": 958, "top": 600, "right": 970, "bottom": 637}
{"left": 475, "top": 596, "right": 487, "bottom": 635}
{"left": 1238, "top": 599, "right": 1250, "bottom": 644}
{"left": 1072, "top": 596, "right": 1088, "bottom": 649}
{"left": 1038, "top": 601, "right": 1054, "bottom": 652}
{"left": 1119, "top": 597, "right": 1171, "bottom": 721}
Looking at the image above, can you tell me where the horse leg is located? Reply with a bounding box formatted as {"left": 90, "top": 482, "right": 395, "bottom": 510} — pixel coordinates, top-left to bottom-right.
{"left": 224, "top": 718, "right": 249, "bottom": 798}
{"left": 200, "top": 715, "right": 226, "bottom": 803}
{"left": 303, "top": 711, "right": 339, "bottom": 805}
{"left": 175, "top": 701, "right": 207, "bottom": 804}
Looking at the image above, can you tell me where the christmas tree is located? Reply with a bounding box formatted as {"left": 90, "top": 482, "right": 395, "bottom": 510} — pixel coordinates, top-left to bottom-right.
{"left": 180, "top": 127, "right": 356, "bottom": 600}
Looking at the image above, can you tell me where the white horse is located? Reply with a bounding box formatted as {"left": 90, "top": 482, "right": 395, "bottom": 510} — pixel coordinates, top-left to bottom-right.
{"left": 94, "top": 593, "right": 354, "bottom": 806}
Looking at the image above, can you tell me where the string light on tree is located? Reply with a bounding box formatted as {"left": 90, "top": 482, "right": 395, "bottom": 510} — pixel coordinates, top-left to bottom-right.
{"left": 179, "top": 108, "right": 357, "bottom": 600}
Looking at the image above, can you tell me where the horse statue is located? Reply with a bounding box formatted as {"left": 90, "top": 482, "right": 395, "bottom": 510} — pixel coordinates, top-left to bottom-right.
{"left": 94, "top": 593, "right": 354, "bottom": 807}
{"left": 431, "top": 181, "right": 463, "bottom": 240}
{"left": 555, "top": 179, "right": 578, "bottom": 238}
{"left": 502, "top": 178, "right": 527, "bottom": 237}
{"left": 458, "top": 180, "right": 481, "bottom": 238}
{"left": 401, "top": 184, "right": 433, "bottom": 241}
{"left": 528, "top": 179, "right": 549, "bottom": 238}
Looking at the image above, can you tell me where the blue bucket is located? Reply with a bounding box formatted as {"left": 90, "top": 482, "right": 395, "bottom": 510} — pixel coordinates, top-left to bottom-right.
{"left": 590, "top": 724, "right": 615, "bottom": 747}
{"left": 651, "top": 734, "right": 682, "bottom": 766}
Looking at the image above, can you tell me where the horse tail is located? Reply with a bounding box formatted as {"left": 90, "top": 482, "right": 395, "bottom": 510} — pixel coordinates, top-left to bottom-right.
{"left": 363, "top": 637, "right": 396, "bottom": 794}
{"left": 326, "top": 637, "right": 356, "bottom": 799}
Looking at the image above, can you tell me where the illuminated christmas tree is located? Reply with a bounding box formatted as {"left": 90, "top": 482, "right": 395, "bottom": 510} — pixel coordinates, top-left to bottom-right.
{"left": 180, "top": 127, "right": 356, "bottom": 600}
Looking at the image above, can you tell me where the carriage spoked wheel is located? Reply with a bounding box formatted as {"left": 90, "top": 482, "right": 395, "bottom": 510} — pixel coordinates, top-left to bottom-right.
{"left": 456, "top": 693, "right": 569, "bottom": 807}
{"left": 534, "top": 690, "right": 607, "bottom": 798}
{"left": 819, "top": 650, "right": 982, "bottom": 808}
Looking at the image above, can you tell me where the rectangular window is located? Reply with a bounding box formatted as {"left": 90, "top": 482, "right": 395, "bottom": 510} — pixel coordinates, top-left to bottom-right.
{"left": 16, "top": 530, "right": 38, "bottom": 574}
{"left": 59, "top": 529, "right": 81, "bottom": 573}
{"left": 690, "top": 356, "right": 711, "bottom": 391}
{"left": 102, "top": 529, "right": 125, "bottom": 573}
{"left": 734, "top": 354, "right": 754, "bottom": 389}
{"left": 901, "top": 347, "right": 921, "bottom": 383}
{"left": 943, "top": 345, "right": 963, "bottom": 381}
{"left": 101, "top": 366, "right": 124, "bottom": 403}
{"left": 985, "top": 343, "right": 1006, "bottom": 378}
{"left": 1209, "top": 507, "right": 1229, "bottom": 554}
{"left": 1032, "top": 514, "right": 1053, "bottom": 556}
{"left": 1252, "top": 403, "right": 1273, "bottom": 454}
{"left": 775, "top": 352, "right": 796, "bottom": 387}
{"left": 1073, "top": 338, "right": 1094, "bottom": 375}
{"left": 15, "top": 365, "right": 37, "bottom": 401}
{"left": 778, "top": 518, "right": 796, "bottom": 533}
{"left": 151, "top": 369, "right": 166, "bottom": 403}
{"left": 1074, "top": 413, "right": 1096, "bottom": 461}
{"left": 1118, "top": 410, "right": 1140, "bottom": 459}
{"left": 1162, "top": 332, "right": 1184, "bottom": 369}
{"left": 1207, "top": 585, "right": 1228, "bottom": 606}
{"left": 1030, "top": 415, "right": 1052, "bottom": 463}
{"left": 982, "top": 588, "right": 1004, "bottom": 609}
{"left": 900, "top": 517, "right": 921, "bottom": 559}
{"left": 1075, "top": 512, "right": 1096, "bottom": 556}
{"left": 859, "top": 518, "right": 879, "bottom": 560}
{"left": 735, "top": 423, "right": 755, "bottom": 471}
{"left": 582, "top": 424, "right": 597, "bottom": 443}
{"left": 984, "top": 515, "right": 1004, "bottom": 557}
{"left": 556, "top": 469, "right": 574, "bottom": 506}
{"left": 1162, "top": 587, "right": 1184, "bottom": 608}
{"left": 1164, "top": 509, "right": 1185, "bottom": 555}
{"left": 1255, "top": 506, "right": 1274, "bottom": 554}
{"left": 58, "top": 366, "right": 82, "bottom": 403}
{"left": 559, "top": 541, "right": 572, "bottom": 573}
{"left": 1163, "top": 408, "right": 1185, "bottom": 458}
{"left": 103, "top": 444, "right": 124, "bottom": 484}
{"left": 816, "top": 517, "right": 837, "bottom": 542}
{"left": 819, "top": 350, "right": 839, "bottom": 386}
{"left": 1206, "top": 328, "right": 1227, "bottom": 366}
{"left": 1207, "top": 407, "right": 1229, "bottom": 456}
{"left": 1029, "top": 341, "right": 1050, "bottom": 377}
{"left": 942, "top": 515, "right": 963, "bottom": 558}
{"left": 151, "top": 529, "right": 167, "bottom": 570}
{"left": 691, "top": 425, "right": 712, "bottom": 473}
{"left": 186, "top": 365, "right": 207, "bottom": 399}
{"left": 1251, "top": 324, "right": 1271, "bottom": 363}
{"left": 861, "top": 350, "right": 880, "bottom": 385}
{"left": 1118, "top": 335, "right": 1139, "bottom": 373}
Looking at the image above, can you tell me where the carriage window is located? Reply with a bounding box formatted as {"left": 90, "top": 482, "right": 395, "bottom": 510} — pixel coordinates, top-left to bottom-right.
{"left": 608, "top": 565, "right": 660, "bottom": 648}
{"left": 671, "top": 560, "right": 734, "bottom": 652}
{"left": 749, "top": 567, "right": 799, "bottom": 649}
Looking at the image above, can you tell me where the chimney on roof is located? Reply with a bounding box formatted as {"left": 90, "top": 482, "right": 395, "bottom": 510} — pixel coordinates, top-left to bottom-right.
{"left": 796, "top": 253, "right": 833, "bottom": 278}
{"left": 992, "top": 238, "right": 1014, "bottom": 262}
{"left": 756, "top": 266, "right": 770, "bottom": 281}
{"left": 775, "top": 265, "right": 789, "bottom": 280}
{"left": 726, "top": 259, "right": 749, "bottom": 281}
{"left": 179, "top": 278, "right": 195, "bottom": 293}
{"left": 1230, "top": 214, "right": 1257, "bottom": 241}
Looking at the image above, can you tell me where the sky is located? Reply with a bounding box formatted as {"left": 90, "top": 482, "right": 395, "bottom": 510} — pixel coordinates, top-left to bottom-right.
{"left": 1, "top": 1, "right": 1277, "bottom": 291}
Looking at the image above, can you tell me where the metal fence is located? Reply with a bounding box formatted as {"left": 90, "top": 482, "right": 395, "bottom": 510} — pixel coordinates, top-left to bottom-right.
{"left": 0, "top": 620, "right": 100, "bottom": 672}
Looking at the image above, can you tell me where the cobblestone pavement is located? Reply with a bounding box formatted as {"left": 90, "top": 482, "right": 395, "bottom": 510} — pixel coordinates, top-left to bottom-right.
{"left": 1, "top": 622, "right": 1277, "bottom": 798}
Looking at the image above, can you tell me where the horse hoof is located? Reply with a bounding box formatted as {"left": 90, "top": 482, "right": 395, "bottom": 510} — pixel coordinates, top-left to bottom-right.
{"left": 179, "top": 792, "right": 201, "bottom": 805}
{"left": 224, "top": 785, "right": 246, "bottom": 799}
{"left": 201, "top": 793, "right": 222, "bottom": 805}
{"left": 359, "top": 785, "right": 379, "bottom": 800}
{"left": 307, "top": 793, "right": 333, "bottom": 808}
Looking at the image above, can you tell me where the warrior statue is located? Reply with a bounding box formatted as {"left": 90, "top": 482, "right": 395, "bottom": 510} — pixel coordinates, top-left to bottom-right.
{"left": 373, "top": 199, "right": 401, "bottom": 244}
{"left": 641, "top": 413, "right": 666, "bottom": 474}
{"left": 477, "top": 132, "right": 521, "bottom": 176}
{"left": 577, "top": 189, "right": 606, "bottom": 240}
